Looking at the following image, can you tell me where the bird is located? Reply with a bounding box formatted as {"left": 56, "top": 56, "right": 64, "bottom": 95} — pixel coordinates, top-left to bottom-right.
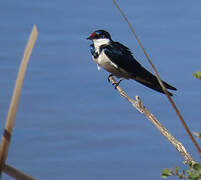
{"left": 87, "top": 29, "right": 177, "bottom": 96}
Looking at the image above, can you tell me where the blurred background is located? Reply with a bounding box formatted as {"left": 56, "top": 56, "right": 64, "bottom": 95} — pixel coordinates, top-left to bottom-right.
{"left": 0, "top": 0, "right": 201, "bottom": 179}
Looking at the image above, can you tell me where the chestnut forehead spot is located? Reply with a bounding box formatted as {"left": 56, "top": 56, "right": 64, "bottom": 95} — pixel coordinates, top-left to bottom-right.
{"left": 90, "top": 32, "right": 97, "bottom": 38}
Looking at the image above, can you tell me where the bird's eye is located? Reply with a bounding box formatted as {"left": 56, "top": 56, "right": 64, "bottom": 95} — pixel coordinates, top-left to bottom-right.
{"left": 99, "top": 34, "right": 104, "bottom": 38}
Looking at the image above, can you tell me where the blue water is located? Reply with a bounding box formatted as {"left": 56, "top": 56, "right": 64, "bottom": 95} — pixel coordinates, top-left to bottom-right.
{"left": 1, "top": 0, "right": 201, "bottom": 179}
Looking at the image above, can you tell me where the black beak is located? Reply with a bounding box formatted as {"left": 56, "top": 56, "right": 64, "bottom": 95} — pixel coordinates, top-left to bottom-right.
{"left": 86, "top": 36, "right": 91, "bottom": 40}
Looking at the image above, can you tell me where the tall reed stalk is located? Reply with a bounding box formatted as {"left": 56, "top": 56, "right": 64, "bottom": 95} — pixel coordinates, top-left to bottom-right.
{"left": 0, "top": 25, "right": 38, "bottom": 179}
{"left": 112, "top": 0, "right": 201, "bottom": 155}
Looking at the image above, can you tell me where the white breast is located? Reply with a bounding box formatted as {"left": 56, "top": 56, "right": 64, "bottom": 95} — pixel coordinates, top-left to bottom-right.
{"left": 97, "top": 50, "right": 118, "bottom": 69}
{"left": 93, "top": 50, "right": 125, "bottom": 77}
{"left": 92, "top": 38, "right": 118, "bottom": 69}
{"left": 91, "top": 38, "right": 132, "bottom": 79}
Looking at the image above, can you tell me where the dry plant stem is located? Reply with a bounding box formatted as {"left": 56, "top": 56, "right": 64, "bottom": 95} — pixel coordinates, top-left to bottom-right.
{"left": 109, "top": 76, "right": 194, "bottom": 164}
{"left": 112, "top": 0, "right": 201, "bottom": 155}
{"left": 3, "top": 164, "right": 35, "bottom": 180}
{"left": 0, "top": 25, "right": 38, "bottom": 178}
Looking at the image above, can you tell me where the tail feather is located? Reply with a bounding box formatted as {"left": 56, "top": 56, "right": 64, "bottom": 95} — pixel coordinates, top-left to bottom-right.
{"left": 132, "top": 67, "right": 177, "bottom": 96}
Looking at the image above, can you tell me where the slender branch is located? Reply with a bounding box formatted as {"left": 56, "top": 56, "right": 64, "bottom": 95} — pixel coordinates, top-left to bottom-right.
{"left": 109, "top": 76, "right": 195, "bottom": 164}
{"left": 112, "top": 0, "right": 201, "bottom": 155}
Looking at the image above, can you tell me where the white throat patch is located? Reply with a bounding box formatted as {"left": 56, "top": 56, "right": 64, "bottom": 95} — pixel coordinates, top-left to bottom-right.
{"left": 93, "top": 38, "right": 110, "bottom": 53}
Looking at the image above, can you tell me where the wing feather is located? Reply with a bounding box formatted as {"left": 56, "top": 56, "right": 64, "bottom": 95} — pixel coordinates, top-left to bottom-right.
{"left": 103, "top": 42, "right": 142, "bottom": 74}
{"left": 103, "top": 42, "right": 177, "bottom": 92}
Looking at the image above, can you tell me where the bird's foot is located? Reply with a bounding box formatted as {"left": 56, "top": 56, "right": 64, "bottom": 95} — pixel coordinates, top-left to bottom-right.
{"left": 112, "top": 79, "right": 122, "bottom": 89}
{"left": 108, "top": 75, "right": 123, "bottom": 89}
{"left": 107, "top": 74, "right": 114, "bottom": 82}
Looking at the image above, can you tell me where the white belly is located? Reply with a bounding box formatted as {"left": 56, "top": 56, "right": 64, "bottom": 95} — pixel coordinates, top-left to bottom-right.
{"left": 92, "top": 51, "right": 131, "bottom": 79}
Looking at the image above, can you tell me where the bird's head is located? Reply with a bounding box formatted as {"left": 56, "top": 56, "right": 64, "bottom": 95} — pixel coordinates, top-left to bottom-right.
{"left": 87, "top": 30, "right": 112, "bottom": 41}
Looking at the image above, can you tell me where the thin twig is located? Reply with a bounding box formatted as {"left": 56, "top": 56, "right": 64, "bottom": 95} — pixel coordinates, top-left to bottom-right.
{"left": 0, "top": 25, "right": 38, "bottom": 178}
{"left": 112, "top": 0, "right": 201, "bottom": 155}
{"left": 109, "top": 76, "right": 194, "bottom": 164}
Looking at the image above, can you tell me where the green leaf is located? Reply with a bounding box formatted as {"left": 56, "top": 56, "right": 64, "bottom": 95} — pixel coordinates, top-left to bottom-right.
{"left": 193, "top": 71, "right": 201, "bottom": 80}
{"left": 161, "top": 169, "right": 172, "bottom": 178}
{"left": 188, "top": 171, "right": 199, "bottom": 179}
{"left": 193, "top": 163, "right": 201, "bottom": 170}
{"left": 193, "top": 163, "right": 201, "bottom": 176}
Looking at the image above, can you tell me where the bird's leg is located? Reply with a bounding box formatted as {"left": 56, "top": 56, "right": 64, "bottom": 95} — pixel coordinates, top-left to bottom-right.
{"left": 108, "top": 74, "right": 124, "bottom": 89}
{"left": 107, "top": 74, "right": 114, "bottom": 82}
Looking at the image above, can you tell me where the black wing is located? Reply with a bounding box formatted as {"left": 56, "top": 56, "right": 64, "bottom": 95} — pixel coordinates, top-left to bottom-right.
{"left": 103, "top": 42, "right": 142, "bottom": 74}
{"left": 104, "top": 41, "right": 177, "bottom": 92}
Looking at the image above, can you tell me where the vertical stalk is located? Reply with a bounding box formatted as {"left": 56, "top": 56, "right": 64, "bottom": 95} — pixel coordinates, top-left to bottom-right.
{"left": 0, "top": 25, "right": 38, "bottom": 178}
{"left": 112, "top": 0, "right": 201, "bottom": 155}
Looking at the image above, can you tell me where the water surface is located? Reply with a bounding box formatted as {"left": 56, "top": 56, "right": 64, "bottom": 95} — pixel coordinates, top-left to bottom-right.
{"left": 0, "top": 0, "right": 201, "bottom": 179}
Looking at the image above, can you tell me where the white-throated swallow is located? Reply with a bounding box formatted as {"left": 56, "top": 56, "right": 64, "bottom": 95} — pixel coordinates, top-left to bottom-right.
{"left": 87, "top": 30, "right": 177, "bottom": 96}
